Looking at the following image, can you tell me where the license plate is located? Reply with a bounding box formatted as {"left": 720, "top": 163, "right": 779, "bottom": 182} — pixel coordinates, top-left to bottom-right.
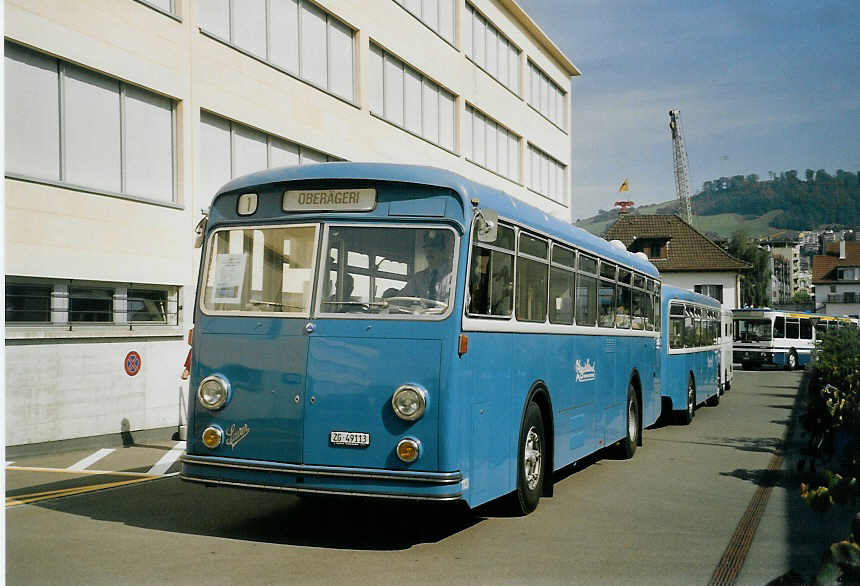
{"left": 329, "top": 431, "right": 370, "bottom": 447}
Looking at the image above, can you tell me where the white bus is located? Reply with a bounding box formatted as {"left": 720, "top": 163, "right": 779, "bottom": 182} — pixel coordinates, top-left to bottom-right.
{"left": 732, "top": 309, "right": 853, "bottom": 370}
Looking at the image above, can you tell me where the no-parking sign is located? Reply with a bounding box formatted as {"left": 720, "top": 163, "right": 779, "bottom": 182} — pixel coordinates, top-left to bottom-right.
{"left": 125, "top": 351, "right": 141, "bottom": 376}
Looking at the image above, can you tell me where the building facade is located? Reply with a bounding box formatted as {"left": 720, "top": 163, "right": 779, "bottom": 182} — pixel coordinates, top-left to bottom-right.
{"left": 813, "top": 240, "right": 860, "bottom": 317}
{"left": 5, "top": 0, "right": 579, "bottom": 446}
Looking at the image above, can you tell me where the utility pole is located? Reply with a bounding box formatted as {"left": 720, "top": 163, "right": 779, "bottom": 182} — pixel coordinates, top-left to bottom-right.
{"left": 669, "top": 109, "right": 692, "bottom": 224}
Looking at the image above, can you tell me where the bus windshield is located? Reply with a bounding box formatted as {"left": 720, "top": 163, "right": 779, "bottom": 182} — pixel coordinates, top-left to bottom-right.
{"left": 200, "top": 223, "right": 457, "bottom": 318}
{"left": 320, "top": 225, "right": 455, "bottom": 317}
{"left": 734, "top": 318, "right": 772, "bottom": 342}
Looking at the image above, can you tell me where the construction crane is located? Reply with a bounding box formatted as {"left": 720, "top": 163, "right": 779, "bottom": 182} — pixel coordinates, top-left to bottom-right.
{"left": 669, "top": 109, "right": 692, "bottom": 224}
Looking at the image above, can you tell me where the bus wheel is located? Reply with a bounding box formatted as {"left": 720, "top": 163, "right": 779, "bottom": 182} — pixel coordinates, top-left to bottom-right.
{"left": 786, "top": 351, "right": 798, "bottom": 371}
{"left": 616, "top": 384, "right": 639, "bottom": 459}
{"left": 676, "top": 377, "right": 695, "bottom": 425}
{"left": 514, "top": 401, "right": 545, "bottom": 515}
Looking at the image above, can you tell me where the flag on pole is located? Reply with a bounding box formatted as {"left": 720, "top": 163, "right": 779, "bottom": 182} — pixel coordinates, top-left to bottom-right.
{"left": 619, "top": 178, "right": 629, "bottom": 192}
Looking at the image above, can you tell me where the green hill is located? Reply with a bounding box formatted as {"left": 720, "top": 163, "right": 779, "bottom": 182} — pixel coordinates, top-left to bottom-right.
{"left": 575, "top": 168, "right": 859, "bottom": 238}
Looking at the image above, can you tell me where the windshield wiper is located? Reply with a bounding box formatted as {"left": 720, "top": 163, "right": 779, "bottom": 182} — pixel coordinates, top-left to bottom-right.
{"left": 249, "top": 300, "right": 284, "bottom": 309}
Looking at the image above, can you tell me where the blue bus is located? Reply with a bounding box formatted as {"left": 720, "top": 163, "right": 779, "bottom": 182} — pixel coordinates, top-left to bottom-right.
{"left": 661, "top": 286, "right": 722, "bottom": 425}
{"left": 180, "top": 163, "right": 662, "bottom": 514}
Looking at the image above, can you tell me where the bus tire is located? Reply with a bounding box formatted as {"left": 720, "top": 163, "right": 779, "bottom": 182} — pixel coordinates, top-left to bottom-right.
{"left": 676, "top": 376, "right": 695, "bottom": 425}
{"left": 786, "top": 351, "right": 798, "bottom": 371}
{"left": 616, "top": 384, "right": 639, "bottom": 459}
{"left": 514, "top": 401, "right": 545, "bottom": 515}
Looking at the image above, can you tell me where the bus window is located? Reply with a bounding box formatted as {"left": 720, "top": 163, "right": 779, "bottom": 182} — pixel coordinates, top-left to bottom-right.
{"left": 615, "top": 284, "right": 631, "bottom": 328}
{"left": 774, "top": 316, "right": 785, "bottom": 338}
{"left": 575, "top": 274, "right": 597, "bottom": 326}
{"left": 515, "top": 233, "right": 548, "bottom": 322}
{"left": 644, "top": 293, "right": 655, "bottom": 331}
{"left": 321, "top": 225, "right": 456, "bottom": 316}
{"left": 785, "top": 318, "right": 799, "bottom": 339}
{"left": 669, "top": 303, "right": 684, "bottom": 348}
{"left": 548, "top": 243, "right": 575, "bottom": 325}
{"left": 814, "top": 321, "right": 827, "bottom": 337}
{"left": 203, "top": 225, "right": 319, "bottom": 315}
{"left": 735, "top": 317, "right": 772, "bottom": 342}
{"left": 654, "top": 283, "right": 661, "bottom": 332}
{"left": 800, "top": 318, "right": 813, "bottom": 340}
{"left": 631, "top": 290, "right": 645, "bottom": 330}
{"left": 684, "top": 306, "right": 697, "bottom": 348}
{"left": 597, "top": 261, "right": 616, "bottom": 327}
{"left": 468, "top": 224, "right": 514, "bottom": 317}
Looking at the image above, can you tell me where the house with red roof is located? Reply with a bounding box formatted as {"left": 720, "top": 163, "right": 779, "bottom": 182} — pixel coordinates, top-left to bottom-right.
{"left": 813, "top": 240, "right": 860, "bottom": 317}
{"left": 604, "top": 215, "right": 748, "bottom": 310}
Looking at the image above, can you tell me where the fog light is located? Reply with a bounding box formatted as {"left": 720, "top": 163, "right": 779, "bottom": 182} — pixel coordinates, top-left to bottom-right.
{"left": 396, "top": 437, "right": 421, "bottom": 463}
{"left": 202, "top": 425, "right": 223, "bottom": 449}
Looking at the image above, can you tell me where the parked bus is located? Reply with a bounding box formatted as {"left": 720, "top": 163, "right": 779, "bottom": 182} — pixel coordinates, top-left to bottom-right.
{"left": 732, "top": 309, "right": 854, "bottom": 370}
{"left": 661, "top": 286, "right": 722, "bottom": 424}
{"left": 180, "top": 163, "right": 662, "bottom": 515}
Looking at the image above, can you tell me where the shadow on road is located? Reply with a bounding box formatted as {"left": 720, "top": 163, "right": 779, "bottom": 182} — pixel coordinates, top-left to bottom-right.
{"left": 35, "top": 480, "right": 481, "bottom": 550}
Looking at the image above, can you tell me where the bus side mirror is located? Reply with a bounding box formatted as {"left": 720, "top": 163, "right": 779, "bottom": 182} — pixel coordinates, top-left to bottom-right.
{"left": 474, "top": 208, "right": 498, "bottom": 243}
{"left": 193, "top": 211, "right": 209, "bottom": 248}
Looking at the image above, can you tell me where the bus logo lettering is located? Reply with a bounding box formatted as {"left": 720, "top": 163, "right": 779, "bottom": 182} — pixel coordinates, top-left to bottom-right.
{"left": 575, "top": 359, "right": 596, "bottom": 383}
{"left": 226, "top": 423, "right": 250, "bottom": 449}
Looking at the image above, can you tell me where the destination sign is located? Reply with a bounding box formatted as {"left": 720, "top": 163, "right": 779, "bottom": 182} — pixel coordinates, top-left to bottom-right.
{"left": 283, "top": 188, "right": 376, "bottom": 212}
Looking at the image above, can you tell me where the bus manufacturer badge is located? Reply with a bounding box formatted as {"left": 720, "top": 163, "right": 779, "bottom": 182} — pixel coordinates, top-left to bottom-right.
{"left": 575, "top": 359, "right": 596, "bottom": 383}
{"left": 225, "top": 423, "right": 250, "bottom": 449}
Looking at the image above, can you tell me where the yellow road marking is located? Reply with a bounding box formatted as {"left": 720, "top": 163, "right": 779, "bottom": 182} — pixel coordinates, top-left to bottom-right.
{"left": 6, "top": 467, "right": 165, "bottom": 507}
{"left": 6, "top": 465, "right": 165, "bottom": 478}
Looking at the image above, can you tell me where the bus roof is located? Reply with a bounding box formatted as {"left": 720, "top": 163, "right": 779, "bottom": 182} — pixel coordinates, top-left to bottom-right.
{"left": 661, "top": 285, "right": 721, "bottom": 308}
{"left": 213, "top": 162, "right": 659, "bottom": 278}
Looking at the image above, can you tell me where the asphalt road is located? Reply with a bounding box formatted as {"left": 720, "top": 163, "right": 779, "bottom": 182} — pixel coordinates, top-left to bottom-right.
{"left": 7, "top": 369, "right": 850, "bottom": 585}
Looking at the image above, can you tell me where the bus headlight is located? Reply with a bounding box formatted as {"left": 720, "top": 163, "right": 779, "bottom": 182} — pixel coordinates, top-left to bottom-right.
{"left": 391, "top": 384, "right": 428, "bottom": 421}
{"left": 197, "top": 375, "right": 231, "bottom": 410}
{"left": 202, "top": 425, "right": 223, "bottom": 449}
{"left": 396, "top": 437, "right": 421, "bottom": 463}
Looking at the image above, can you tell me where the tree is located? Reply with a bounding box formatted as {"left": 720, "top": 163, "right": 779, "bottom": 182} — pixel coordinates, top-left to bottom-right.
{"left": 727, "top": 229, "right": 771, "bottom": 306}
{"left": 791, "top": 290, "right": 812, "bottom": 304}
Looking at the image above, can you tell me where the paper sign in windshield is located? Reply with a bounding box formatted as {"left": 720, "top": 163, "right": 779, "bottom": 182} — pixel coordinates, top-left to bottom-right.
{"left": 213, "top": 254, "right": 247, "bottom": 303}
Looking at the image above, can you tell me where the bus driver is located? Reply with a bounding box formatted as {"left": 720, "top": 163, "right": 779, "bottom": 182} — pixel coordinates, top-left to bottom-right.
{"left": 399, "top": 231, "right": 453, "bottom": 301}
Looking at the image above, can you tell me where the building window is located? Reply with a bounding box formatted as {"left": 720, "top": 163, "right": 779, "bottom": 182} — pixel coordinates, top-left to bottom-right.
{"left": 128, "top": 289, "right": 169, "bottom": 322}
{"left": 464, "top": 105, "right": 520, "bottom": 182}
{"left": 527, "top": 60, "right": 565, "bottom": 129}
{"left": 69, "top": 287, "right": 114, "bottom": 323}
{"left": 464, "top": 2, "right": 520, "bottom": 95}
{"left": 197, "top": 0, "right": 355, "bottom": 102}
{"left": 199, "top": 111, "right": 342, "bottom": 200}
{"left": 527, "top": 144, "right": 566, "bottom": 204}
{"left": 4, "top": 42, "right": 176, "bottom": 203}
{"left": 135, "top": 0, "right": 177, "bottom": 17}
{"left": 368, "top": 44, "right": 456, "bottom": 152}
{"left": 393, "top": 0, "right": 455, "bottom": 44}
{"left": 5, "top": 284, "right": 52, "bottom": 323}
{"left": 694, "top": 284, "right": 723, "bottom": 303}
{"left": 5, "top": 279, "right": 179, "bottom": 327}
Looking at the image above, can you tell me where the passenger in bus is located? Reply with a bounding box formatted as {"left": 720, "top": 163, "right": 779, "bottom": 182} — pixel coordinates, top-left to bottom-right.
{"left": 399, "top": 231, "right": 453, "bottom": 300}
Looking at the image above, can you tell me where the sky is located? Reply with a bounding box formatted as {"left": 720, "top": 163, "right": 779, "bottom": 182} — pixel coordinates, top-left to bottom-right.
{"left": 516, "top": 0, "right": 860, "bottom": 221}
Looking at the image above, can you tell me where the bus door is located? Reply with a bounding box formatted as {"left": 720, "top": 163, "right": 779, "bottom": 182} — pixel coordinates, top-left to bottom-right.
{"left": 196, "top": 224, "right": 320, "bottom": 465}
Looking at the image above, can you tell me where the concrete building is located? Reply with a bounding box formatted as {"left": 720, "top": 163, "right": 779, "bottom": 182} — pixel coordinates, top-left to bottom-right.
{"left": 763, "top": 238, "right": 801, "bottom": 296}
{"left": 813, "top": 240, "right": 860, "bottom": 317}
{"left": 603, "top": 215, "right": 748, "bottom": 312}
{"left": 5, "top": 0, "right": 579, "bottom": 447}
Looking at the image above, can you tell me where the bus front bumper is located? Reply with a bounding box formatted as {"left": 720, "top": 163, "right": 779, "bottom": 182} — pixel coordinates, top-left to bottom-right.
{"left": 180, "top": 454, "right": 464, "bottom": 502}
